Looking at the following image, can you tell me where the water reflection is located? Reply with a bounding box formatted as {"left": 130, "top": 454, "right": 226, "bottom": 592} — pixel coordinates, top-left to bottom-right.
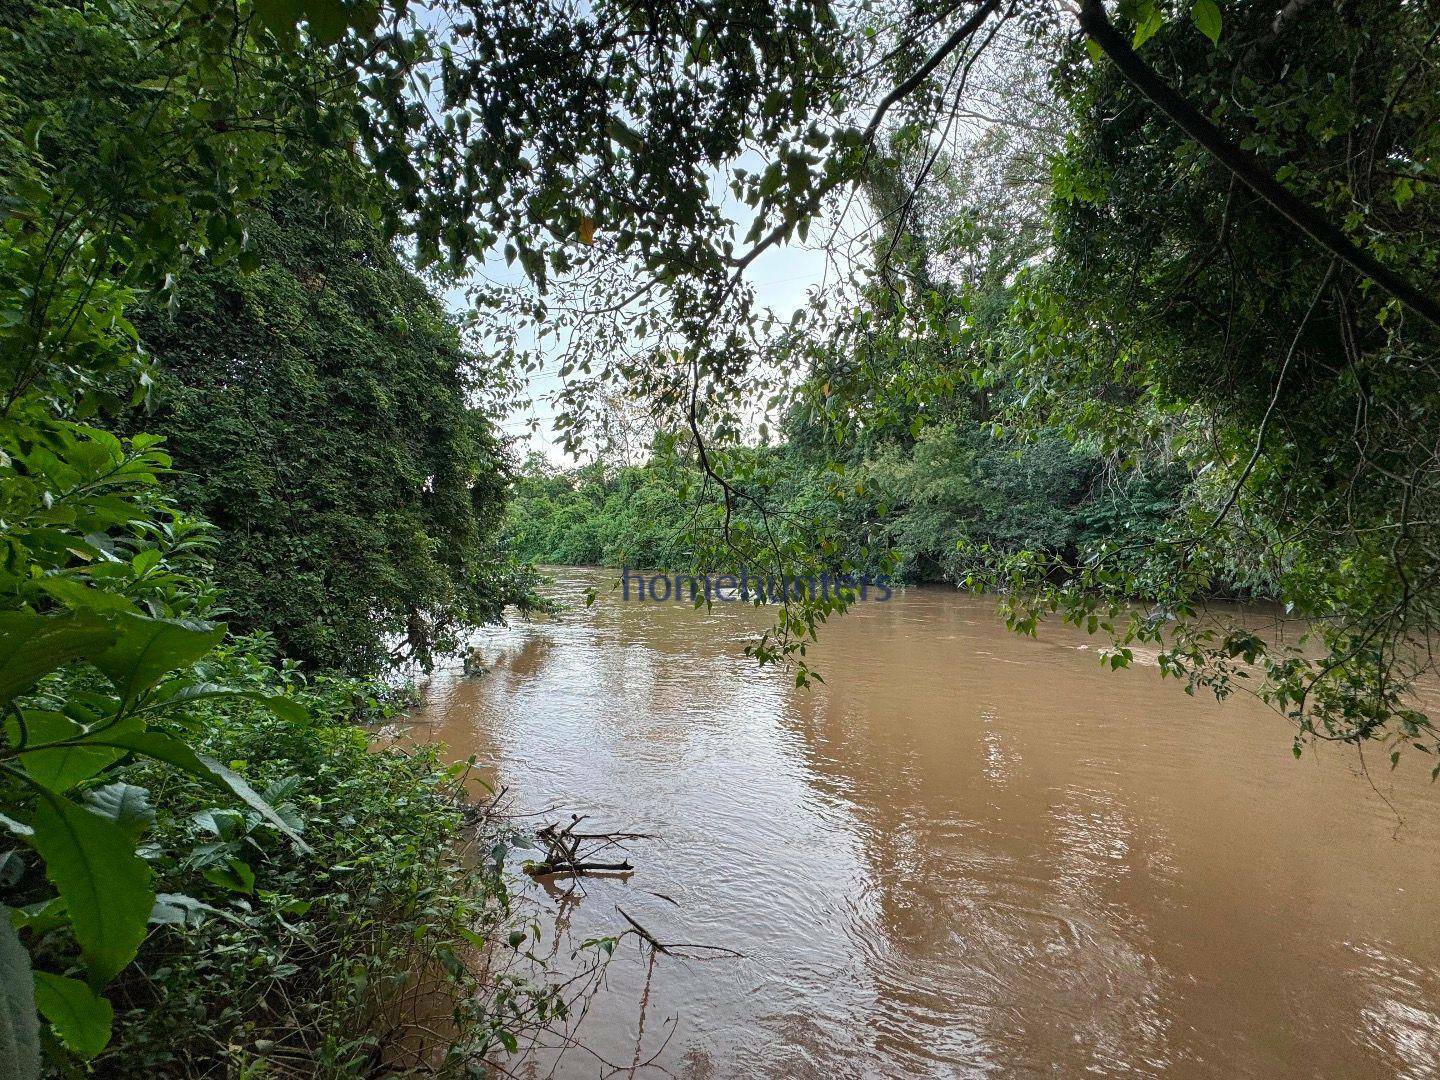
{"left": 407, "top": 568, "right": 1440, "bottom": 1078}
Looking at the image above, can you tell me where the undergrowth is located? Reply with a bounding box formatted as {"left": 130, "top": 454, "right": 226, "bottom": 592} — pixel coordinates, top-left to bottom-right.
{"left": 9, "top": 638, "right": 562, "bottom": 1078}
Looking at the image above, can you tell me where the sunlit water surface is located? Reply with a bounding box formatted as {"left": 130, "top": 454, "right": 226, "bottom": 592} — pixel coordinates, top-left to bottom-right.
{"left": 402, "top": 567, "right": 1440, "bottom": 1078}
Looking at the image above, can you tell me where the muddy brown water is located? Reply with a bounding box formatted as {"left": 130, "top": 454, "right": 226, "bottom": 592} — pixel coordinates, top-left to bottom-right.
{"left": 403, "top": 567, "right": 1440, "bottom": 1078}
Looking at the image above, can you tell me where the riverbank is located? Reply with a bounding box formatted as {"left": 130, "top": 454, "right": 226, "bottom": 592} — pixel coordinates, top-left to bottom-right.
{"left": 62, "top": 660, "right": 554, "bottom": 1078}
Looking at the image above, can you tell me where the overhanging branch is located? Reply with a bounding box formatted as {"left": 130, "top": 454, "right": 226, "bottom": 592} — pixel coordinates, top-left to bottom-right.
{"left": 1076, "top": 0, "right": 1440, "bottom": 332}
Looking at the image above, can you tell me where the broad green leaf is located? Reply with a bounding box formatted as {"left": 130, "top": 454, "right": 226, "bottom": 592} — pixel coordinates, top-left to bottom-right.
{"left": 1191, "top": 0, "right": 1222, "bottom": 43}
{"left": 82, "top": 784, "right": 153, "bottom": 842}
{"left": 203, "top": 858, "right": 255, "bottom": 895}
{"left": 35, "top": 577, "right": 140, "bottom": 615}
{"left": 28, "top": 790, "right": 153, "bottom": 986}
{"left": 146, "top": 680, "right": 233, "bottom": 708}
{"left": 191, "top": 807, "right": 245, "bottom": 840}
{"left": 99, "top": 732, "right": 311, "bottom": 852}
{"left": 262, "top": 775, "right": 302, "bottom": 803}
{"left": 194, "top": 753, "right": 308, "bottom": 848}
{"left": 1131, "top": 1, "right": 1164, "bottom": 47}
{"left": 10, "top": 897, "right": 67, "bottom": 935}
{"left": 145, "top": 901, "right": 186, "bottom": 927}
{"left": 518, "top": 246, "right": 545, "bottom": 285}
{"left": 273, "top": 802, "right": 305, "bottom": 833}
{"left": 257, "top": 694, "right": 309, "bottom": 723}
{"left": 130, "top": 549, "right": 161, "bottom": 576}
{"left": 19, "top": 744, "right": 126, "bottom": 794}
{"left": 251, "top": 0, "right": 300, "bottom": 41}
{"left": 16, "top": 713, "right": 137, "bottom": 793}
{"left": 302, "top": 0, "right": 352, "bottom": 45}
{"left": 33, "top": 973, "right": 112, "bottom": 1059}
{"left": 148, "top": 893, "right": 214, "bottom": 928}
{"left": 146, "top": 681, "right": 308, "bottom": 723}
{"left": 0, "top": 911, "right": 40, "bottom": 1080}
{"left": 0, "top": 613, "right": 117, "bottom": 708}
{"left": 92, "top": 615, "right": 225, "bottom": 706}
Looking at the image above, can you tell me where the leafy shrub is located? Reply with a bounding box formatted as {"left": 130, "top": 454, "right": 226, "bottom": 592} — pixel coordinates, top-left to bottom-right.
{"left": 48, "top": 646, "right": 560, "bottom": 1077}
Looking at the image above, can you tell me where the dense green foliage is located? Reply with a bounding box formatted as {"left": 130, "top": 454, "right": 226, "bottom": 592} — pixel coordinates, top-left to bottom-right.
{"left": 505, "top": 454, "right": 692, "bottom": 569}
{"left": 4, "top": 0, "right": 1440, "bottom": 1069}
{"left": 506, "top": 426, "right": 1180, "bottom": 588}
{"left": 0, "top": 0, "right": 543, "bottom": 1071}
{"left": 991, "top": 0, "right": 1440, "bottom": 751}
{"left": 486, "top": 0, "right": 1440, "bottom": 756}
{"left": 24, "top": 643, "right": 556, "bottom": 1076}
{"left": 133, "top": 193, "right": 535, "bottom": 673}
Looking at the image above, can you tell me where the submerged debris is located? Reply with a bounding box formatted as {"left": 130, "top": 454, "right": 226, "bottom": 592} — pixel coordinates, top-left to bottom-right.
{"left": 523, "top": 814, "right": 653, "bottom": 877}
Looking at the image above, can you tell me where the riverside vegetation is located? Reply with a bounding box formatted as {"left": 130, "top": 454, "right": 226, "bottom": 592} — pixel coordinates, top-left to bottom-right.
{"left": 0, "top": 2, "right": 554, "bottom": 1073}
{"left": 3, "top": 0, "right": 1440, "bottom": 1075}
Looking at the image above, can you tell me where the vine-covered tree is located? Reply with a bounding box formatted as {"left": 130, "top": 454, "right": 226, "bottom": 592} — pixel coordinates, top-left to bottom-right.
{"left": 133, "top": 191, "right": 535, "bottom": 673}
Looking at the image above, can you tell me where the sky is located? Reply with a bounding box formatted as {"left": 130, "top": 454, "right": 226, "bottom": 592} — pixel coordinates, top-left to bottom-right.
{"left": 445, "top": 228, "right": 843, "bottom": 466}
{"left": 443, "top": 147, "right": 876, "bottom": 467}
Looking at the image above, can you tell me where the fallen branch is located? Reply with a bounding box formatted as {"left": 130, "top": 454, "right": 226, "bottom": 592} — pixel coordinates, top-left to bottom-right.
{"left": 616, "top": 907, "right": 746, "bottom": 960}
{"left": 524, "top": 859, "right": 634, "bottom": 878}
{"left": 524, "top": 815, "right": 647, "bottom": 878}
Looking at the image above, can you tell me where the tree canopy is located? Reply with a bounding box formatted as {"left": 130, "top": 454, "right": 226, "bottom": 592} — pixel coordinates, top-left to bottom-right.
{"left": 132, "top": 190, "right": 536, "bottom": 672}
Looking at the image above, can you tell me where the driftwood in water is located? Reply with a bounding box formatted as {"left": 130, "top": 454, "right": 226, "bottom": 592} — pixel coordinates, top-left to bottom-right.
{"left": 523, "top": 814, "right": 651, "bottom": 878}
{"left": 615, "top": 907, "right": 746, "bottom": 959}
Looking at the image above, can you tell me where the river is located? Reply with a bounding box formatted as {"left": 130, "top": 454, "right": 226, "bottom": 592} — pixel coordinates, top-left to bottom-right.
{"left": 403, "top": 566, "right": 1440, "bottom": 1078}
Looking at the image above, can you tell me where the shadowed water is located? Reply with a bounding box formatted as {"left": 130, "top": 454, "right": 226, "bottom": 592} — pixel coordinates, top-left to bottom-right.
{"left": 404, "top": 567, "right": 1440, "bottom": 1078}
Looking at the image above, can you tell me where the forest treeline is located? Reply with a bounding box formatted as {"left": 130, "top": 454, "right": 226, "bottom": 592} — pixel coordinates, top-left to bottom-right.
{"left": 2, "top": 0, "right": 1438, "bottom": 1074}
{"left": 506, "top": 426, "right": 1187, "bottom": 590}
